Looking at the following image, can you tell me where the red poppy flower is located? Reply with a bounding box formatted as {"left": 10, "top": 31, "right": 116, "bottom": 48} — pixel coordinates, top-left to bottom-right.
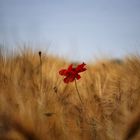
{"left": 59, "top": 62, "right": 86, "bottom": 83}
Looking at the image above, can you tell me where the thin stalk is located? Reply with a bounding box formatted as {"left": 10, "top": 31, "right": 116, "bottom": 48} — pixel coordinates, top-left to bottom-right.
{"left": 74, "top": 79, "right": 83, "bottom": 104}
{"left": 39, "top": 51, "right": 42, "bottom": 91}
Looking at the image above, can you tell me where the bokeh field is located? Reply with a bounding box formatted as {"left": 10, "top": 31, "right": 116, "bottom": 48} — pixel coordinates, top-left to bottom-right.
{"left": 0, "top": 47, "right": 140, "bottom": 140}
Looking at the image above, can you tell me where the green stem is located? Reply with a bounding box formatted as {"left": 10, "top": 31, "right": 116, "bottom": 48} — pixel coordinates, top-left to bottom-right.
{"left": 74, "top": 79, "right": 83, "bottom": 104}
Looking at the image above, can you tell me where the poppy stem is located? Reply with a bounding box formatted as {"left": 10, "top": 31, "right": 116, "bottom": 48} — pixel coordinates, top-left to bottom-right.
{"left": 74, "top": 79, "right": 83, "bottom": 104}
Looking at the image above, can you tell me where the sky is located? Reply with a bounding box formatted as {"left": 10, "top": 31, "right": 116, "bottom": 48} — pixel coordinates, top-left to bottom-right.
{"left": 0, "top": 0, "right": 140, "bottom": 61}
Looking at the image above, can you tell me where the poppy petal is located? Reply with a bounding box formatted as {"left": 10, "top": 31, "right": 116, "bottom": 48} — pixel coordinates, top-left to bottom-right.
{"left": 68, "top": 64, "right": 73, "bottom": 71}
{"left": 64, "top": 77, "right": 70, "bottom": 83}
{"left": 76, "top": 63, "right": 86, "bottom": 73}
{"left": 76, "top": 74, "right": 81, "bottom": 80}
{"left": 68, "top": 75, "right": 75, "bottom": 82}
{"left": 59, "top": 69, "right": 67, "bottom": 75}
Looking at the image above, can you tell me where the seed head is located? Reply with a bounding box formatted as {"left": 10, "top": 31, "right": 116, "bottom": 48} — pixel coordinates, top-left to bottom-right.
{"left": 39, "top": 51, "right": 42, "bottom": 57}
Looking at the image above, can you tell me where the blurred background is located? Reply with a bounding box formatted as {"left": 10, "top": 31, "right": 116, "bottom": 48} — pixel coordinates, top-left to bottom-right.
{"left": 0, "top": 0, "right": 140, "bottom": 62}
